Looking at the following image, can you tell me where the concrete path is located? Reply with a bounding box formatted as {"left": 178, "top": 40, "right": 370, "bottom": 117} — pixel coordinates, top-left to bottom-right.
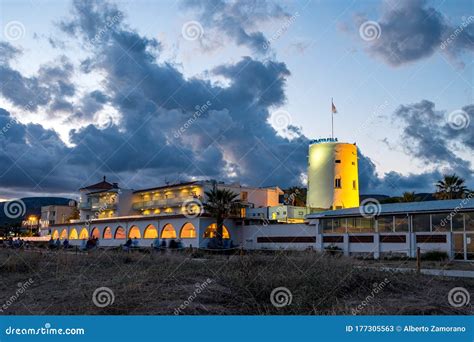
{"left": 375, "top": 266, "right": 474, "bottom": 278}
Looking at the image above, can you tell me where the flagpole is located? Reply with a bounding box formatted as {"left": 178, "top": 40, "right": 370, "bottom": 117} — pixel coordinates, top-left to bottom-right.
{"left": 331, "top": 97, "right": 334, "bottom": 139}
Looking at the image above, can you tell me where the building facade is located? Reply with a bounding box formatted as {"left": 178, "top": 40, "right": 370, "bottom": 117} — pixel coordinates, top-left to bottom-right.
{"left": 51, "top": 197, "right": 474, "bottom": 261}
{"left": 39, "top": 204, "right": 76, "bottom": 236}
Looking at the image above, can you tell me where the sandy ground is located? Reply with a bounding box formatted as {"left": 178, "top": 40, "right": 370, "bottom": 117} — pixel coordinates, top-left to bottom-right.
{"left": 0, "top": 248, "right": 472, "bottom": 315}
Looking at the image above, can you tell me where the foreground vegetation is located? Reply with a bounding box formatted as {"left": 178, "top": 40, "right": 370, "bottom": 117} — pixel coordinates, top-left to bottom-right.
{"left": 0, "top": 248, "right": 472, "bottom": 315}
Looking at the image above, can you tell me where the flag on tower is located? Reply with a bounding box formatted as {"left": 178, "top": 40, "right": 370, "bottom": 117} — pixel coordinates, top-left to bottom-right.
{"left": 331, "top": 99, "right": 337, "bottom": 114}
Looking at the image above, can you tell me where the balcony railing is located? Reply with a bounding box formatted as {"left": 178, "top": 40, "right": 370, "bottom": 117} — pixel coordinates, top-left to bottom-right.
{"left": 91, "top": 202, "right": 117, "bottom": 210}
{"left": 78, "top": 202, "right": 91, "bottom": 210}
{"left": 132, "top": 196, "right": 200, "bottom": 210}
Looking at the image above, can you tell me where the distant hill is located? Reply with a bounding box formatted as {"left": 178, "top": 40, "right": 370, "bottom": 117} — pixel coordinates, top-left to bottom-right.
{"left": 360, "top": 193, "right": 436, "bottom": 203}
{"left": 0, "top": 197, "right": 73, "bottom": 227}
{"left": 359, "top": 194, "right": 390, "bottom": 202}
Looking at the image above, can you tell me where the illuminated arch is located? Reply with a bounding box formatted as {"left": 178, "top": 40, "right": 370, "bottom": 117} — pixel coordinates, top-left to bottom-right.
{"left": 203, "top": 223, "right": 230, "bottom": 239}
{"left": 128, "top": 225, "right": 141, "bottom": 239}
{"left": 52, "top": 230, "right": 59, "bottom": 239}
{"left": 79, "top": 228, "right": 89, "bottom": 239}
{"left": 91, "top": 227, "right": 100, "bottom": 239}
{"left": 144, "top": 224, "right": 158, "bottom": 239}
{"left": 180, "top": 222, "right": 197, "bottom": 238}
{"left": 115, "top": 226, "right": 126, "bottom": 239}
{"left": 60, "top": 229, "right": 68, "bottom": 239}
{"left": 69, "top": 228, "right": 78, "bottom": 240}
{"left": 161, "top": 224, "right": 177, "bottom": 239}
{"left": 103, "top": 226, "right": 112, "bottom": 239}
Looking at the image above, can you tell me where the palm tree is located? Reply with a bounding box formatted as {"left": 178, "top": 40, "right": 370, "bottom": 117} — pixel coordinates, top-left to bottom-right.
{"left": 283, "top": 186, "right": 307, "bottom": 206}
{"left": 435, "top": 174, "right": 468, "bottom": 200}
{"left": 400, "top": 191, "right": 416, "bottom": 202}
{"left": 204, "top": 183, "right": 240, "bottom": 248}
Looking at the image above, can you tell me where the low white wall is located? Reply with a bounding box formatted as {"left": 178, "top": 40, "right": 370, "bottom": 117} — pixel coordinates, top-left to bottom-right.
{"left": 241, "top": 223, "right": 317, "bottom": 250}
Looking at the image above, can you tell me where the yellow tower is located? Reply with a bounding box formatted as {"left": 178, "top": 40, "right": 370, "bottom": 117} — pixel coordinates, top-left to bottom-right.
{"left": 306, "top": 140, "right": 359, "bottom": 210}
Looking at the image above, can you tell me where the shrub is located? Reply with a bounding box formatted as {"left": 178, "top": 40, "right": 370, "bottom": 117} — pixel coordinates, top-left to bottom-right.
{"left": 324, "top": 245, "right": 343, "bottom": 257}
{"left": 421, "top": 251, "right": 448, "bottom": 261}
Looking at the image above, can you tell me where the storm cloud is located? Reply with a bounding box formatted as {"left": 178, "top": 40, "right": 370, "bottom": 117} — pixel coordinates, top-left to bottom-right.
{"left": 180, "top": 0, "right": 290, "bottom": 54}
{"left": 0, "top": 0, "right": 471, "bottom": 200}
{"left": 356, "top": 0, "right": 474, "bottom": 66}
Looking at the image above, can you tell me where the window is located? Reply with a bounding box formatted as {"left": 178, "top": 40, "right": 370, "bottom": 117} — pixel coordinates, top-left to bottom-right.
{"left": 412, "top": 214, "right": 430, "bottom": 232}
{"left": 352, "top": 180, "right": 357, "bottom": 190}
{"left": 394, "top": 215, "right": 409, "bottom": 232}
{"left": 431, "top": 214, "right": 449, "bottom": 232}
{"left": 128, "top": 226, "right": 141, "bottom": 239}
{"left": 347, "top": 217, "right": 375, "bottom": 232}
{"left": 320, "top": 219, "right": 333, "bottom": 233}
{"left": 144, "top": 225, "right": 158, "bottom": 239}
{"left": 452, "top": 214, "right": 464, "bottom": 231}
{"left": 466, "top": 213, "right": 474, "bottom": 231}
{"left": 333, "top": 218, "right": 346, "bottom": 233}
{"left": 241, "top": 191, "right": 248, "bottom": 201}
{"left": 180, "top": 223, "right": 197, "bottom": 238}
{"left": 161, "top": 224, "right": 177, "bottom": 239}
{"left": 334, "top": 178, "right": 341, "bottom": 189}
{"left": 335, "top": 160, "right": 341, "bottom": 164}
{"left": 203, "top": 224, "right": 230, "bottom": 239}
{"left": 351, "top": 162, "right": 355, "bottom": 165}
{"left": 377, "top": 216, "right": 394, "bottom": 232}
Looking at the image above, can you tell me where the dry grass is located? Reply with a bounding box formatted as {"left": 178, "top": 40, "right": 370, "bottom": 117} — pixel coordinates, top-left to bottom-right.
{"left": 0, "top": 248, "right": 472, "bottom": 315}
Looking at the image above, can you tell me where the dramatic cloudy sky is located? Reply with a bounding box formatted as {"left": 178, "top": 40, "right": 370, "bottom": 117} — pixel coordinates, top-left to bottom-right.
{"left": 0, "top": 0, "right": 472, "bottom": 200}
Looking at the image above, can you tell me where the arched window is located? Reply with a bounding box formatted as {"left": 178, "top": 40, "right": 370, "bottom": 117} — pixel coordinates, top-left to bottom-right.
{"left": 52, "top": 230, "right": 59, "bottom": 239}
{"left": 144, "top": 225, "right": 158, "bottom": 239}
{"left": 79, "top": 228, "right": 89, "bottom": 239}
{"left": 128, "top": 225, "right": 141, "bottom": 239}
{"left": 203, "top": 223, "right": 230, "bottom": 239}
{"left": 115, "top": 226, "right": 126, "bottom": 239}
{"left": 60, "top": 229, "right": 67, "bottom": 239}
{"left": 91, "top": 227, "right": 100, "bottom": 239}
{"left": 103, "top": 227, "right": 112, "bottom": 239}
{"left": 161, "top": 224, "right": 177, "bottom": 239}
{"left": 180, "top": 222, "right": 197, "bottom": 238}
{"left": 69, "top": 228, "right": 78, "bottom": 240}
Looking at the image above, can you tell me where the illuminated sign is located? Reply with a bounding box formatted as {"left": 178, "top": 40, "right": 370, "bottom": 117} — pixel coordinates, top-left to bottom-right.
{"left": 309, "top": 137, "right": 338, "bottom": 144}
